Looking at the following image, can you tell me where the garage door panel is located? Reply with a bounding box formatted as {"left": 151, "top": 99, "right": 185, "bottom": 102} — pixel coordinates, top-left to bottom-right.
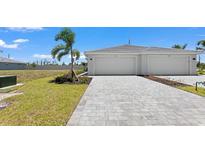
{"left": 148, "top": 55, "right": 189, "bottom": 75}
{"left": 95, "top": 56, "right": 136, "bottom": 75}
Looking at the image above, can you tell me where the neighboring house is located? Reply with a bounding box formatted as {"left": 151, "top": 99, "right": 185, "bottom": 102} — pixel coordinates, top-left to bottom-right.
{"left": 85, "top": 45, "right": 201, "bottom": 75}
{"left": 0, "top": 57, "right": 26, "bottom": 70}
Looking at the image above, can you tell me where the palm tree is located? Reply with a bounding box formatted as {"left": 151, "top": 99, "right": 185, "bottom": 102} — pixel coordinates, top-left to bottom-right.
{"left": 196, "top": 40, "right": 205, "bottom": 51}
{"left": 172, "top": 44, "right": 187, "bottom": 49}
{"left": 51, "top": 28, "right": 80, "bottom": 80}
{"left": 196, "top": 40, "right": 205, "bottom": 65}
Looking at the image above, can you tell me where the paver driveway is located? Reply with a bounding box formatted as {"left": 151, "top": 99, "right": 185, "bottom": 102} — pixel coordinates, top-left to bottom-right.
{"left": 68, "top": 76, "right": 205, "bottom": 126}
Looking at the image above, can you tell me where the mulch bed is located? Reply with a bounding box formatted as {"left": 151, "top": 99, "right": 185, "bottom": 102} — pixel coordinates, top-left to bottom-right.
{"left": 144, "top": 76, "right": 191, "bottom": 87}
{"left": 50, "top": 74, "right": 92, "bottom": 84}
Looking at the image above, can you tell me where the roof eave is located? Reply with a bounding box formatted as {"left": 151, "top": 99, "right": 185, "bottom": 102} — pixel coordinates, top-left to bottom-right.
{"left": 85, "top": 51, "right": 200, "bottom": 56}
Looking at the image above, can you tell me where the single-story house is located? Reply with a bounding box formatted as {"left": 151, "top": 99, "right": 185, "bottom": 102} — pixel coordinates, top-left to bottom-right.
{"left": 85, "top": 45, "right": 201, "bottom": 75}
{"left": 0, "top": 57, "right": 27, "bottom": 70}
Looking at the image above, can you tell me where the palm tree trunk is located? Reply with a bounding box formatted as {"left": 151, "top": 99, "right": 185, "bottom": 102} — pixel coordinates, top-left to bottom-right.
{"left": 70, "top": 46, "right": 79, "bottom": 82}
{"left": 70, "top": 46, "right": 74, "bottom": 79}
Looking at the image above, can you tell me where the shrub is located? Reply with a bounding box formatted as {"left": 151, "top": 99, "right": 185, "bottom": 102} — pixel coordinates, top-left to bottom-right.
{"left": 53, "top": 73, "right": 91, "bottom": 84}
{"left": 55, "top": 75, "right": 69, "bottom": 84}
{"left": 198, "top": 69, "right": 205, "bottom": 75}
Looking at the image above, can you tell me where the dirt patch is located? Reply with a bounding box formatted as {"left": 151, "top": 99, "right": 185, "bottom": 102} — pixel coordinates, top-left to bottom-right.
{"left": 144, "top": 76, "right": 190, "bottom": 87}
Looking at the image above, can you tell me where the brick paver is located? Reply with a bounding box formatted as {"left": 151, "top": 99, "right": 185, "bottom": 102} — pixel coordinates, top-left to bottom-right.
{"left": 68, "top": 76, "right": 205, "bottom": 126}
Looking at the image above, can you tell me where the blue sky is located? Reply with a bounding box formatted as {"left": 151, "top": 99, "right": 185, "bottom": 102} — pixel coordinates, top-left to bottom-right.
{"left": 0, "top": 27, "right": 205, "bottom": 64}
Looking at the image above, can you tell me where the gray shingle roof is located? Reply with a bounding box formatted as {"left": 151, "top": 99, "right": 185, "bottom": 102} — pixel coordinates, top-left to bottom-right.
{"left": 0, "top": 57, "right": 25, "bottom": 64}
{"left": 85, "top": 44, "right": 199, "bottom": 55}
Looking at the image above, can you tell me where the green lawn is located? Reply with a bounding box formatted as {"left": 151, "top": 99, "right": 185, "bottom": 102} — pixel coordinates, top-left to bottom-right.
{"left": 0, "top": 70, "right": 88, "bottom": 126}
{"left": 0, "top": 70, "right": 68, "bottom": 83}
{"left": 177, "top": 86, "right": 205, "bottom": 97}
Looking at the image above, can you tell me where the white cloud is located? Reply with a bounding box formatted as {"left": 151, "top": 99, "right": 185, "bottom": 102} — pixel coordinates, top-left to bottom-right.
{"left": 7, "top": 27, "right": 43, "bottom": 32}
{"left": 33, "top": 54, "right": 52, "bottom": 59}
{"left": 13, "top": 39, "right": 29, "bottom": 43}
{"left": 0, "top": 39, "right": 18, "bottom": 49}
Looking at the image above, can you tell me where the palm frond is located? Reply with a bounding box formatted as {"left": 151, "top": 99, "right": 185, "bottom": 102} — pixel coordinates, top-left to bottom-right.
{"left": 196, "top": 47, "right": 205, "bottom": 51}
{"left": 197, "top": 40, "right": 205, "bottom": 46}
{"left": 51, "top": 44, "right": 66, "bottom": 58}
{"left": 172, "top": 44, "right": 181, "bottom": 49}
{"left": 182, "top": 44, "right": 187, "bottom": 49}
{"left": 72, "top": 49, "right": 80, "bottom": 60}
{"left": 57, "top": 50, "right": 69, "bottom": 61}
{"left": 172, "top": 44, "right": 187, "bottom": 49}
{"left": 55, "top": 28, "right": 75, "bottom": 46}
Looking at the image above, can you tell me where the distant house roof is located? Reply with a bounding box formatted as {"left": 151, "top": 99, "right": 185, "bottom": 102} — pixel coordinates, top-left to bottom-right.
{"left": 0, "top": 57, "right": 25, "bottom": 64}
{"left": 85, "top": 44, "right": 201, "bottom": 55}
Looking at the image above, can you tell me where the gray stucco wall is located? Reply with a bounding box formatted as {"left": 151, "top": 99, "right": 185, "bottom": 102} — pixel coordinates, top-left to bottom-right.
{"left": 0, "top": 62, "right": 27, "bottom": 70}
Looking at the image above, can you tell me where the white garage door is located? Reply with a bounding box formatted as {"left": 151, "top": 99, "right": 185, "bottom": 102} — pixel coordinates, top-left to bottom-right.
{"left": 148, "top": 55, "right": 189, "bottom": 75}
{"left": 95, "top": 56, "right": 136, "bottom": 75}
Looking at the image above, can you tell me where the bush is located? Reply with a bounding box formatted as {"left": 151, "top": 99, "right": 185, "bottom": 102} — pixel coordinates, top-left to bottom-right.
{"left": 197, "top": 63, "right": 205, "bottom": 69}
{"left": 53, "top": 73, "right": 91, "bottom": 84}
{"left": 55, "top": 75, "right": 70, "bottom": 84}
{"left": 198, "top": 69, "right": 205, "bottom": 75}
